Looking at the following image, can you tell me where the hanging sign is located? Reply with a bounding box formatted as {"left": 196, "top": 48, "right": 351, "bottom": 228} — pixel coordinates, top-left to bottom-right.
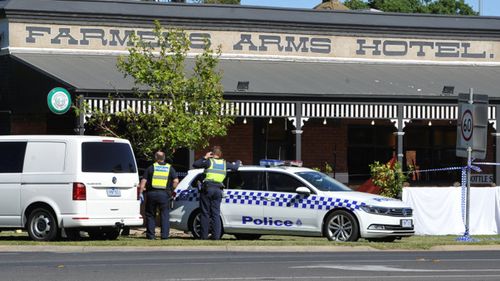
{"left": 47, "top": 87, "right": 71, "bottom": 115}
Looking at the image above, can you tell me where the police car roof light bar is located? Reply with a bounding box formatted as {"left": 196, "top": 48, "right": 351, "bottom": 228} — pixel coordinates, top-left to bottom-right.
{"left": 259, "top": 159, "right": 303, "bottom": 167}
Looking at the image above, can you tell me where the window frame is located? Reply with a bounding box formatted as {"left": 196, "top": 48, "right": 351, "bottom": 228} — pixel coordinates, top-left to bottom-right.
{"left": 265, "top": 171, "right": 314, "bottom": 194}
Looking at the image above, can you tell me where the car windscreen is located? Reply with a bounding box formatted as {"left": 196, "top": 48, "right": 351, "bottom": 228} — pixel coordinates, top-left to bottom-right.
{"left": 82, "top": 142, "right": 137, "bottom": 173}
{"left": 296, "top": 171, "right": 352, "bottom": 192}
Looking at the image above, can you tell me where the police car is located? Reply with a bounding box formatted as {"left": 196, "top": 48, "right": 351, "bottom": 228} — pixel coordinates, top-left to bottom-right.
{"left": 170, "top": 160, "right": 414, "bottom": 242}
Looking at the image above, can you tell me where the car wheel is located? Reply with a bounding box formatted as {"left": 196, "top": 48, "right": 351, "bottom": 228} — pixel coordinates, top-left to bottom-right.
{"left": 188, "top": 211, "right": 203, "bottom": 239}
{"left": 366, "top": 237, "right": 397, "bottom": 243}
{"left": 323, "top": 210, "right": 360, "bottom": 242}
{"left": 234, "top": 234, "right": 261, "bottom": 240}
{"left": 188, "top": 210, "right": 223, "bottom": 239}
{"left": 27, "top": 208, "right": 60, "bottom": 241}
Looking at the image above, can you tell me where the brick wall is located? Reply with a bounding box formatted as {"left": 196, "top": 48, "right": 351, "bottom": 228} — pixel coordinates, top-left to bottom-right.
{"left": 302, "top": 119, "right": 348, "bottom": 173}
{"left": 195, "top": 119, "right": 253, "bottom": 164}
{"left": 11, "top": 114, "right": 47, "bottom": 134}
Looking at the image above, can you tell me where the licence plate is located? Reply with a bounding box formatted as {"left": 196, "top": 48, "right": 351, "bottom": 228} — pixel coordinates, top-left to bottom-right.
{"left": 106, "top": 188, "right": 121, "bottom": 197}
{"left": 401, "top": 219, "right": 412, "bottom": 228}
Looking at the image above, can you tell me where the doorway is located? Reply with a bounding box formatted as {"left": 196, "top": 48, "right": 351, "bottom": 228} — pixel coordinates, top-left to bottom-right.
{"left": 252, "top": 118, "right": 294, "bottom": 164}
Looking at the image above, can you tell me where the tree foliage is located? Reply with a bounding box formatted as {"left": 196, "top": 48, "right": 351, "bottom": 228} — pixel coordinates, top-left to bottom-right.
{"left": 344, "top": 0, "right": 478, "bottom": 15}
{"left": 146, "top": 0, "right": 241, "bottom": 4}
{"left": 343, "top": 0, "right": 369, "bottom": 10}
{"left": 82, "top": 21, "right": 233, "bottom": 161}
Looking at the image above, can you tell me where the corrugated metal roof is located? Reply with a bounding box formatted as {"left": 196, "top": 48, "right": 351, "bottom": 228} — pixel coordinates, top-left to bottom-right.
{"left": 11, "top": 53, "right": 500, "bottom": 100}
{"left": 2, "top": 0, "right": 500, "bottom": 34}
{"left": 11, "top": 53, "right": 137, "bottom": 93}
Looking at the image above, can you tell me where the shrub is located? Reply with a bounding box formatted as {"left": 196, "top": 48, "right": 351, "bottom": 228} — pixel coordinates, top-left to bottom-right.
{"left": 369, "top": 161, "right": 407, "bottom": 198}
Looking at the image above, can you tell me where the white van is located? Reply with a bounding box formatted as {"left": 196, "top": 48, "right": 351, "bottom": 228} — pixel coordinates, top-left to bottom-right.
{"left": 0, "top": 135, "right": 143, "bottom": 241}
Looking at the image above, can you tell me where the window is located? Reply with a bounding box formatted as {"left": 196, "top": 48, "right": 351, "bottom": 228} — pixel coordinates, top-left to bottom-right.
{"left": 0, "top": 142, "right": 27, "bottom": 173}
{"left": 224, "top": 171, "right": 264, "bottom": 191}
{"left": 23, "top": 142, "right": 66, "bottom": 173}
{"left": 267, "top": 172, "right": 306, "bottom": 193}
{"left": 82, "top": 142, "right": 137, "bottom": 173}
{"left": 296, "top": 171, "right": 352, "bottom": 192}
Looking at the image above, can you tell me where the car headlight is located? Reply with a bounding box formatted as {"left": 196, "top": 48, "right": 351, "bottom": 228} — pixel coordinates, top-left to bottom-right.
{"left": 360, "top": 205, "right": 391, "bottom": 215}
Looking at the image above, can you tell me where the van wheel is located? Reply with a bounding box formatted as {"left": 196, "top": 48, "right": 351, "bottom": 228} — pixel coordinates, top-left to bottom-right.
{"left": 188, "top": 210, "right": 223, "bottom": 239}
{"left": 323, "top": 210, "right": 359, "bottom": 242}
{"left": 234, "top": 234, "right": 261, "bottom": 240}
{"left": 27, "top": 208, "right": 59, "bottom": 241}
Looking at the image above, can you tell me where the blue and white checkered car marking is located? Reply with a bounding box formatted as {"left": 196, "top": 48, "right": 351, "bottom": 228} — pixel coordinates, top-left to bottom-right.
{"left": 175, "top": 189, "right": 365, "bottom": 211}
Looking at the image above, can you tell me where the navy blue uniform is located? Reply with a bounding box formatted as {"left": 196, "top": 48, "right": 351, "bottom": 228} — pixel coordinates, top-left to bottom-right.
{"left": 192, "top": 158, "right": 239, "bottom": 239}
{"left": 142, "top": 162, "right": 178, "bottom": 240}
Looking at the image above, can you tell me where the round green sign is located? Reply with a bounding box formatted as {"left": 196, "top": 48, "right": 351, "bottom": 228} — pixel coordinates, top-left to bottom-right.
{"left": 47, "top": 87, "right": 71, "bottom": 115}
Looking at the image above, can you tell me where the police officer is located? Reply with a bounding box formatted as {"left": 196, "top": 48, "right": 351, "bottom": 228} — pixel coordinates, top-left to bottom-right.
{"left": 192, "top": 146, "right": 239, "bottom": 240}
{"left": 139, "top": 151, "right": 179, "bottom": 240}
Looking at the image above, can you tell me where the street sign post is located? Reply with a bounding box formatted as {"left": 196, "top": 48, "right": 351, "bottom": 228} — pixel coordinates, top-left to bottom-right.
{"left": 455, "top": 89, "right": 488, "bottom": 242}
{"left": 456, "top": 90, "right": 488, "bottom": 159}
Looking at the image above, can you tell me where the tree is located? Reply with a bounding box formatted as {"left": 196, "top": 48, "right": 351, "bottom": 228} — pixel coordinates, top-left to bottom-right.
{"left": 82, "top": 21, "right": 233, "bottom": 161}
{"left": 344, "top": 0, "right": 369, "bottom": 10}
{"left": 146, "top": 0, "right": 241, "bottom": 4}
{"left": 344, "top": 0, "right": 477, "bottom": 15}
{"left": 426, "top": 0, "right": 477, "bottom": 15}
{"left": 369, "top": 0, "right": 427, "bottom": 13}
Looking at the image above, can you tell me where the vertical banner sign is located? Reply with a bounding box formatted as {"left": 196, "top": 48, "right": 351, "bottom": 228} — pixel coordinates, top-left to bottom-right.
{"left": 456, "top": 92, "right": 488, "bottom": 159}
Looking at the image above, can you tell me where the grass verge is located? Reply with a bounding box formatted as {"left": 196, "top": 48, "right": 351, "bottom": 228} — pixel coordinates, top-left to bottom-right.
{"left": 1, "top": 230, "right": 500, "bottom": 250}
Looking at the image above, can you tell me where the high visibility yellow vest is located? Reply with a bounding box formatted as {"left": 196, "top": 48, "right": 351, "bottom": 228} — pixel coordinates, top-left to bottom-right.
{"left": 151, "top": 163, "right": 170, "bottom": 189}
{"left": 204, "top": 158, "right": 226, "bottom": 183}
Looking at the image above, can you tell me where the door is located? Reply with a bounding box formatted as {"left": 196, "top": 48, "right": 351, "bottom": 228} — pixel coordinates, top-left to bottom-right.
{"left": 221, "top": 170, "right": 265, "bottom": 231}
{"left": 262, "top": 171, "right": 318, "bottom": 233}
{"left": 0, "top": 142, "right": 26, "bottom": 227}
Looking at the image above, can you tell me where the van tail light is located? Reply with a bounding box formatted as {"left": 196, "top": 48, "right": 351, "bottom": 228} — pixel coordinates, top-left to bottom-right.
{"left": 73, "top": 182, "right": 87, "bottom": 200}
{"left": 137, "top": 185, "right": 141, "bottom": 200}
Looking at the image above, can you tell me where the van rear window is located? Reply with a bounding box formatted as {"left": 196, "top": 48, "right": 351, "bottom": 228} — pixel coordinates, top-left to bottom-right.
{"left": 82, "top": 142, "right": 137, "bottom": 173}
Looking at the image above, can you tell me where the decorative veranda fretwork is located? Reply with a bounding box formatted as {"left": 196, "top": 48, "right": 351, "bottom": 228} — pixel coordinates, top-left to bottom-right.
{"left": 301, "top": 103, "right": 398, "bottom": 119}
{"left": 83, "top": 97, "right": 497, "bottom": 123}
{"left": 83, "top": 98, "right": 295, "bottom": 118}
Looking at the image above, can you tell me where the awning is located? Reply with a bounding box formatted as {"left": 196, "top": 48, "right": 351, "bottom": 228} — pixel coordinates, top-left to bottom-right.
{"left": 11, "top": 53, "right": 137, "bottom": 93}
{"left": 11, "top": 53, "right": 500, "bottom": 100}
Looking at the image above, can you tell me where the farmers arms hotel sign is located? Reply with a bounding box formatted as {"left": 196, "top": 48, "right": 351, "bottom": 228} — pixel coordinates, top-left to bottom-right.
{"left": 6, "top": 23, "right": 499, "bottom": 63}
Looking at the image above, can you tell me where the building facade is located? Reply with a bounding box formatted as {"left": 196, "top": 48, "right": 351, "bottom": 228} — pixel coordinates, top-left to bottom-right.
{"left": 1, "top": 0, "right": 500, "bottom": 185}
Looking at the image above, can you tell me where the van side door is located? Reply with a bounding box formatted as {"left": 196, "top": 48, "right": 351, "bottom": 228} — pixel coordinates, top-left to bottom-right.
{"left": 0, "top": 142, "right": 27, "bottom": 227}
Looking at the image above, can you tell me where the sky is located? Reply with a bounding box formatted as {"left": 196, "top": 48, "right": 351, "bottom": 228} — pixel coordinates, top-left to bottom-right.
{"left": 240, "top": 0, "right": 500, "bottom": 17}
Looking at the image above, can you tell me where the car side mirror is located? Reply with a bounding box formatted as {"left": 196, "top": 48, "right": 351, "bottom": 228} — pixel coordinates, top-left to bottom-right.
{"left": 295, "top": 186, "right": 311, "bottom": 196}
